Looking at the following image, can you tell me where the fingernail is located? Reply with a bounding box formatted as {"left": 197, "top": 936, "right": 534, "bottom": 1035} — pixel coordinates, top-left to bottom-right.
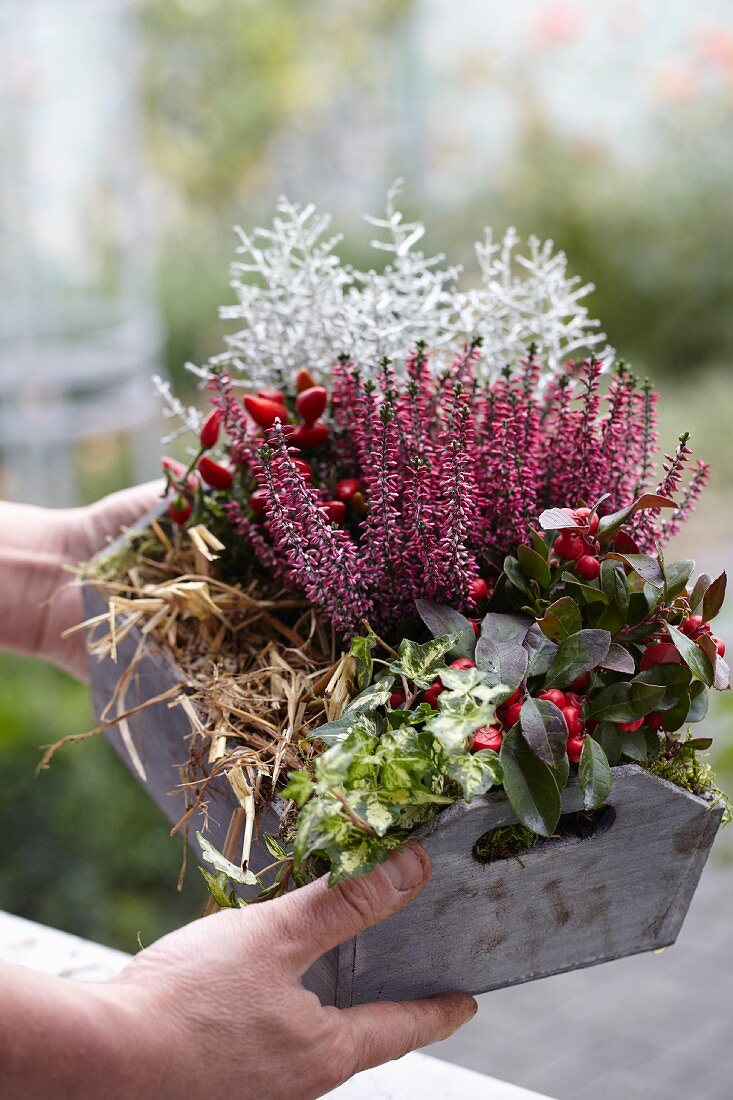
{"left": 383, "top": 844, "right": 426, "bottom": 892}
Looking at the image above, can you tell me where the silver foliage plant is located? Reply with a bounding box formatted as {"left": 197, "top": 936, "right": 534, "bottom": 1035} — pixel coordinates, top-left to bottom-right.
{"left": 156, "top": 180, "right": 612, "bottom": 432}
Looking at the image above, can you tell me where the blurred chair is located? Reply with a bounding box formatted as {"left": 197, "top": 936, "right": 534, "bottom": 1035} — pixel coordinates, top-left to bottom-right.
{"left": 0, "top": 0, "right": 164, "bottom": 505}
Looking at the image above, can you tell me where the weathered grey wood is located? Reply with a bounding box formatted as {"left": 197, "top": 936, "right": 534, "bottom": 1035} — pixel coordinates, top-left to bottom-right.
{"left": 83, "top": 518, "right": 723, "bottom": 1008}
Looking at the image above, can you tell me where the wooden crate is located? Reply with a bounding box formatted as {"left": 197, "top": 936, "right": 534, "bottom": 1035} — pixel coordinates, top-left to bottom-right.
{"left": 84, "top": 568, "right": 722, "bottom": 1007}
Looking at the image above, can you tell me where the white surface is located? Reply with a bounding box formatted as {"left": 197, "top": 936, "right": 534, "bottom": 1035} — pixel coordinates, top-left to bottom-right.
{"left": 0, "top": 910, "right": 552, "bottom": 1099}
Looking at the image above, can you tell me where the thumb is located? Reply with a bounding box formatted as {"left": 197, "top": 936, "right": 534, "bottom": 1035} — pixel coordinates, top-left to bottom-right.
{"left": 268, "top": 843, "right": 431, "bottom": 976}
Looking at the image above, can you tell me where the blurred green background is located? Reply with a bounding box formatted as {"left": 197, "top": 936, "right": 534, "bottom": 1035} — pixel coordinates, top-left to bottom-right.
{"left": 2, "top": 0, "right": 733, "bottom": 951}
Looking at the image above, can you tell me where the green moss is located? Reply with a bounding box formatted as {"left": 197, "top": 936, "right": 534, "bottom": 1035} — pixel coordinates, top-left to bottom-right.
{"left": 79, "top": 528, "right": 167, "bottom": 585}
{"left": 646, "top": 751, "right": 732, "bottom": 826}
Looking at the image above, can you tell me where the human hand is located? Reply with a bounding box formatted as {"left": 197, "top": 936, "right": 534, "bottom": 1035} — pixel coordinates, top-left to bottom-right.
{"left": 85, "top": 844, "right": 476, "bottom": 1100}
{"left": 0, "top": 483, "right": 163, "bottom": 680}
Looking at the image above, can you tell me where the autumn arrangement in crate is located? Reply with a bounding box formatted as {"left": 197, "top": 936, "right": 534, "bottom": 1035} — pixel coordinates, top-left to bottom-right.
{"left": 79, "top": 188, "right": 729, "bottom": 1001}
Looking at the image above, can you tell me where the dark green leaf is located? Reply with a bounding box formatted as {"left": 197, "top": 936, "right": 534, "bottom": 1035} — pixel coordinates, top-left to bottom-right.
{"left": 687, "top": 682, "right": 709, "bottom": 722}
{"left": 665, "top": 624, "right": 714, "bottom": 685}
{"left": 664, "top": 559, "right": 695, "bottom": 601}
{"left": 475, "top": 637, "right": 528, "bottom": 691}
{"left": 597, "top": 494, "right": 676, "bottom": 540}
{"left": 696, "top": 633, "right": 731, "bottom": 691}
{"left": 518, "top": 544, "right": 552, "bottom": 588}
{"left": 579, "top": 738, "right": 613, "bottom": 810}
{"left": 629, "top": 679, "right": 668, "bottom": 717}
{"left": 545, "top": 629, "right": 612, "bottom": 688}
{"left": 415, "top": 600, "right": 476, "bottom": 661}
{"left": 689, "top": 573, "right": 711, "bottom": 614}
{"left": 661, "top": 693, "right": 691, "bottom": 733}
{"left": 504, "top": 556, "right": 532, "bottom": 596}
{"left": 550, "top": 753, "right": 570, "bottom": 791}
{"left": 601, "top": 559, "right": 630, "bottom": 610}
{"left": 538, "top": 597, "right": 582, "bottom": 642}
{"left": 617, "top": 728, "right": 648, "bottom": 762}
{"left": 633, "top": 664, "right": 692, "bottom": 709}
{"left": 587, "top": 682, "right": 635, "bottom": 722}
{"left": 600, "top": 643, "right": 635, "bottom": 674}
{"left": 560, "top": 572, "right": 608, "bottom": 604}
{"left": 524, "top": 624, "right": 559, "bottom": 677}
{"left": 606, "top": 552, "right": 665, "bottom": 589}
{"left": 530, "top": 528, "right": 549, "bottom": 560}
{"left": 596, "top": 722, "right": 622, "bottom": 765}
{"left": 480, "top": 612, "right": 532, "bottom": 646}
{"left": 499, "top": 727, "right": 562, "bottom": 837}
{"left": 519, "top": 696, "right": 568, "bottom": 765}
{"left": 702, "top": 572, "right": 727, "bottom": 624}
{"left": 685, "top": 737, "right": 713, "bottom": 751}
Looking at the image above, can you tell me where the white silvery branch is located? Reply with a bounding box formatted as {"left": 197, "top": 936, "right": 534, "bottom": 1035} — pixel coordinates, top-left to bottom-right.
{"left": 186, "top": 182, "right": 612, "bottom": 392}
{"left": 153, "top": 375, "right": 204, "bottom": 443}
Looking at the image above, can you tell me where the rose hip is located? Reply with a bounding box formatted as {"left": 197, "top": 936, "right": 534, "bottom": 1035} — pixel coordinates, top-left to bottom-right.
{"left": 167, "top": 496, "right": 192, "bottom": 525}
{"left": 296, "top": 385, "right": 328, "bottom": 424}
{"left": 243, "top": 394, "right": 290, "bottom": 430}
{"left": 198, "top": 456, "right": 234, "bottom": 490}
{"left": 257, "top": 388, "right": 285, "bottom": 405}
{"left": 295, "top": 367, "right": 318, "bottom": 393}
{"left": 199, "top": 409, "right": 221, "bottom": 450}
{"left": 290, "top": 421, "right": 329, "bottom": 448}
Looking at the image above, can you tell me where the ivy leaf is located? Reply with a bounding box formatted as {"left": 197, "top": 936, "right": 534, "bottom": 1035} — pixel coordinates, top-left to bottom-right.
{"left": 544, "top": 629, "right": 612, "bottom": 688}
{"left": 606, "top": 552, "right": 665, "bottom": 589}
{"left": 702, "top": 572, "right": 727, "bottom": 624}
{"left": 349, "top": 628, "right": 377, "bottom": 691}
{"left": 391, "top": 635, "right": 458, "bottom": 688}
{"left": 579, "top": 738, "right": 612, "bottom": 810}
{"left": 538, "top": 597, "right": 582, "bottom": 642}
{"left": 348, "top": 792, "right": 402, "bottom": 837}
{"left": 499, "top": 726, "right": 562, "bottom": 837}
{"left": 415, "top": 600, "right": 476, "bottom": 660}
{"left": 264, "top": 834, "right": 289, "bottom": 861}
{"left": 199, "top": 867, "right": 239, "bottom": 909}
{"left": 282, "top": 770, "right": 315, "bottom": 807}
{"left": 518, "top": 544, "right": 551, "bottom": 588}
{"left": 305, "top": 713, "right": 355, "bottom": 746}
{"left": 665, "top": 624, "right": 714, "bottom": 685}
{"left": 444, "top": 749, "right": 503, "bottom": 802}
{"left": 597, "top": 494, "right": 676, "bottom": 540}
{"left": 196, "top": 832, "right": 259, "bottom": 886}
{"left": 600, "top": 642, "right": 635, "bottom": 674}
{"left": 346, "top": 678, "right": 395, "bottom": 714}
{"left": 519, "top": 696, "right": 568, "bottom": 765}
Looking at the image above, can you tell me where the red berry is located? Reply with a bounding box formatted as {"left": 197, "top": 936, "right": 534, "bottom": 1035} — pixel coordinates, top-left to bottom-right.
{"left": 503, "top": 687, "right": 523, "bottom": 707}
{"left": 618, "top": 718, "right": 644, "bottom": 733}
{"left": 472, "top": 726, "right": 503, "bottom": 753}
{"left": 243, "top": 395, "right": 290, "bottom": 430}
{"left": 295, "top": 368, "right": 318, "bottom": 393}
{"left": 321, "top": 500, "right": 346, "bottom": 524}
{"left": 573, "top": 507, "right": 600, "bottom": 534}
{"left": 538, "top": 688, "right": 566, "bottom": 708}
{"left": 562, "top": 705, "right": 584, "bottom": 738}
{"left": 568, "top": 671, "right": 591, "bottom": 692}
{"left": 389, "top": 689, "right": 406, "bottom": 709}
{"left": 640, "top": 642, "right": 684, "bottom": 670}
{"left": 290, "top": 421, "right": 329, "bottom": 448}
{"left": 296, "top": 386, "right": 328, "bottom": 424}
{"left": 249, "top": 489, "right": 270, "bottom": 517}
{"left": 198, "top": 456, "right": 234, "bottom": 490}
{"left": 257, "top": 388, "right": 285, "bottom": 404}
{"left": 167, "top": 496, "right": 192, "bottom": 525}
{"left": 470, "top": 577, "right": 489, "bottom": 602}
{"left": 646, "top": 712, "right": 664, "bottom": 730}
{"left": 199, "top": 409, "right": 222, "bottom": 450}
{"left": 292, "top": 458, "right": 313, "bottom": 481}
{"left": 423, "top": 680, "right": 445, "bottom": 708}
{"left": 567, "top": 736, "right": 585, "bottom": 765}
{"left": 576, "top": 555, "right": 600, "bottom": 580}
{"left": 563, "top": 691, "right": 584, "bottom": 709}
{"left": 681, "top": 615, "right": 703, "bottom": 636}
{"left": 555, "top": 532, "right": 585, "bottom": 560}
{"left": 469, "top": 618, "right": 481, "bottom": 636}
{"left": 450, "top": 657, "right": 476, "bottom": 670}
{"left": 502, "top": 702, "right": 523, "bottom": 728}
{"left": 714, "top": 636, "right": 726, "bottom": 657}
{"left": 335, "top": 477, "right": 360, "bottom": 502}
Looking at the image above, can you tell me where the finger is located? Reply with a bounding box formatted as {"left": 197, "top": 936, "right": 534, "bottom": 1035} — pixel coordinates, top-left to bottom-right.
{"left": 87, "top": 480, "right": 166, "bottom": 541}
{"left": 340, "top": 993, "right": 478, "bottom": 1075}
{"left": 266, "top": 843, "right": 431, "bottom": 974}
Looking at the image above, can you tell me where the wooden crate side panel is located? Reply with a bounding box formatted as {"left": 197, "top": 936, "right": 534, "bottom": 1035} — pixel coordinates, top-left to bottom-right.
{"left": 342, "top": 766, "right": 720, "bottom": 1005}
